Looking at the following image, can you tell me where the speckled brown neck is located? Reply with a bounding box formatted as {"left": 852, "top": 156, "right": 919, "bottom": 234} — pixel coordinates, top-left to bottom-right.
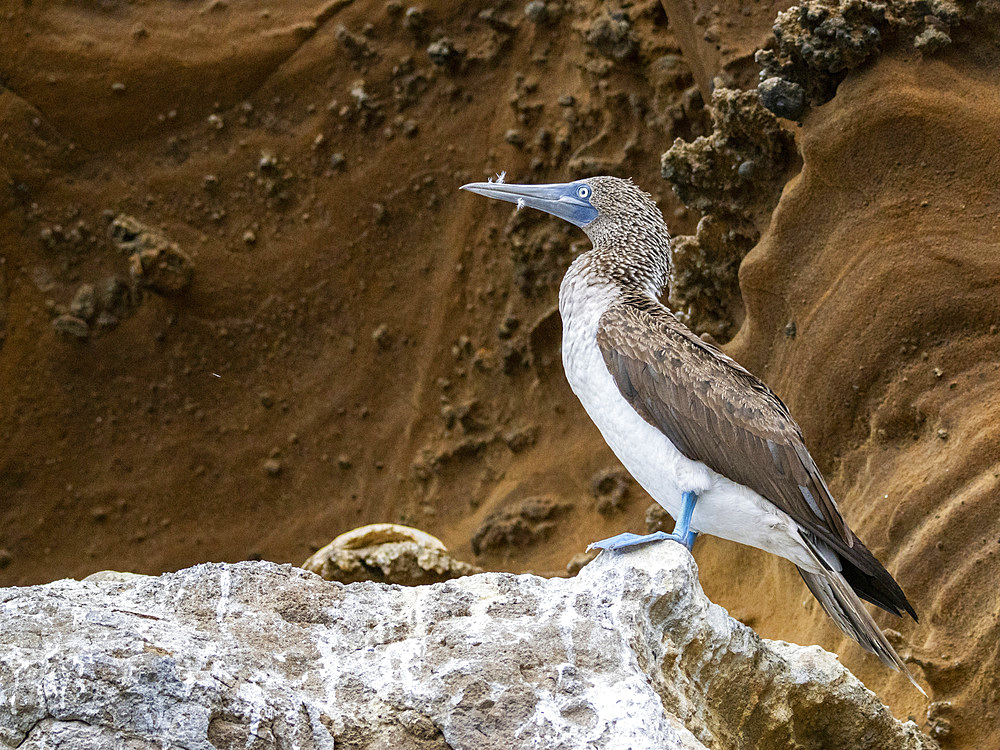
{"left": 577, "top": 176, "right": 672, "bottom": 299}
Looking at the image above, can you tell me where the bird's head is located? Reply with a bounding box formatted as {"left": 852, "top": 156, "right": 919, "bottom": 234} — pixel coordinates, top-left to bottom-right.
{"left": 460, "top": 175, "right": 661, "bottom": 241}
{"left": 461, "top": 175, "right": 671, "bottom": 293}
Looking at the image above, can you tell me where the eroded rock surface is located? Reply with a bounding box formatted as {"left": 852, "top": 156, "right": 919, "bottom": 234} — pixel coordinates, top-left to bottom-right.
{"left": 110, "top": 214, "right": 194, "bottom": 296}
{"left": 661, "top": 88, "right": 796, "bottom": 338}
{"left": 755, "top": 0, "right": 966, "bottom": 117}
{"left": 302, "top": 523, "right": 481, "bottom": 585}
{"left": 720, "top": 49, "right": 1000, "bottom": 745}
{"left": 472, "top": 494, "right": 572, "bottom": 555}
{"left": 0, "top": 546, "right": 934, "bottom": 749}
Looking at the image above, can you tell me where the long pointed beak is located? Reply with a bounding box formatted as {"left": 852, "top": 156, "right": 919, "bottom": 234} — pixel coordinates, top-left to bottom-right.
{"left": 460, "top": 180, "right": 598, "bottom": 228}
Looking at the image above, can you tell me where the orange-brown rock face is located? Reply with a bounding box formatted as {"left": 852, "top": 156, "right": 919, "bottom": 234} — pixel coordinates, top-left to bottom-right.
{"left": 715, "top": 49, "right": 1000, "bottom": 747}
{"left": 1, "top": 0, "right": 999, "bottom": 745}
{"left": 0, "top": 0, "right": 701, "bottom": 585}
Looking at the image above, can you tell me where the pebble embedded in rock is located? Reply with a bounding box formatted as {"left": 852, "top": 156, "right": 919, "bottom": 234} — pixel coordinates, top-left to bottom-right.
{"left": 130, "top": 245, "right": 195, "bottom": 296}
{"left": 96, "top": 277, "right": 129, "bottom": 317}
{"left": 39, "top": 226, "right": 56, "bottom": 249}
{"left": 110, "top": 215, "right": 194, "bottom": 296}
{"left": 402, "top": 6, "right": 426, "bottom": 32}
{"left": 504, "top": 129, "right": 525, "bottom": 147}
{"left": 497, "top": 314, "right": 520, "bottom": 339}
{"left": 70, "top": 283, "right": 97, "bottom": 322}
{"left": 372, "top": 323, "right": 391, "bottom": 348}
{"left": 913, "top": 26, "right": 951, "bottom": 53}
{"left": 478, "top": 8, "right": 515, "bottom": 33}
{"left": 335, "top": 24, "right": 376, "bottom": 60}
{"left": 503, "top": 425, "right": 537, "bottom": 452}
{"left": 584, "top": 12, "right": 637, "bottom": 62}
{"left": 52, "top": 314, "right": 90, "bottom": 341}
{"left": 758, "top": 77, "right": 805, "bottom": 121}
{"left": 94, "top": 311, "right": 120, "bottom": 332}
{"left": 303, "top": 523, "right": 481, "bottom": 585}
{"left": 426, "top": 38, "right": 465, "bottom": 69}
{"left": 524, "top": 0, "right": 548, "bottom": 24}
{"left": 258, "top": 152, "right": 277, "bottom": 172}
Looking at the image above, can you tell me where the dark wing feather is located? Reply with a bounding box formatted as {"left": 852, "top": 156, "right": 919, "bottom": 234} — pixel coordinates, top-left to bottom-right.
{"left": 595, "top": 300, "right": 917, "bottom": 621}
{"left": 596, "top": 301, "right": 852, "bottom": 546}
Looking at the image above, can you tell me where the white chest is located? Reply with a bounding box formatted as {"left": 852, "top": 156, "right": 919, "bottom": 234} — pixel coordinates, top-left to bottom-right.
{"left": 558, "top": 276, "right": 711, "bottom": 512}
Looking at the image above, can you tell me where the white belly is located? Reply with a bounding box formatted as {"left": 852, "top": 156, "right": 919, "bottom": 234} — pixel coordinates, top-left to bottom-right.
{"left": 559, "top": 287, "right": 816, "bottom": 570}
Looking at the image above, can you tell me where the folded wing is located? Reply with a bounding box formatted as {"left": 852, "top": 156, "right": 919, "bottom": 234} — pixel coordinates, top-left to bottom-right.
{"left": 596, "top": 298, "right": 915, "bottom": 619}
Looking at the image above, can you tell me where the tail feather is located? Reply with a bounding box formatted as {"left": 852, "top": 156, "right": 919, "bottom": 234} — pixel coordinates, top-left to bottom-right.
{"left": 796, "top": 538, "right": 926, "bottom": 696}
{"left": 836, "top": 536, "right": 918, "bottom": 621}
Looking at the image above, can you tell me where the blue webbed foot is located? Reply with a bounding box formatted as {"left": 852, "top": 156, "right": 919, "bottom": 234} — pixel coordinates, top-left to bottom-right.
{"left": 589, "top": 491, "right": 701, "bottom": 554}
{"left": 587, "top": 531, "right": 685, "bottom": 553}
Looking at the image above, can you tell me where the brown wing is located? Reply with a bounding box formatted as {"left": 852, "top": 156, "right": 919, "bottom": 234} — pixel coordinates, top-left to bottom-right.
{"left": 596, "top": 300, "right": 853, "bottom": 547}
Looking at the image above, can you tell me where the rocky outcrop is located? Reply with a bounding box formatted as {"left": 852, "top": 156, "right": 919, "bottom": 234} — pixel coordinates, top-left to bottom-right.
{"left": 755, "top": 0, "right": 967, "bottom": 119}
{"left": 0, "top": 544, "right": 933, "bottom": 749}
{"left": 660, "top": 88, "right": 796, "bottom": 339}
{"left": 110, "top": 214, "right": 194, "bottom": 297}
{"left": 302, "top": 523, "right": 481, "bottom": 585}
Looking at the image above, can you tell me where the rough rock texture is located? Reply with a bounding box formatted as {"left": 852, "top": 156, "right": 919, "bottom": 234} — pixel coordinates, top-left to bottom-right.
{"left": 111, "top": 214, "right": 195, "bottom": 296}
{"left": 755, "top": 0, "right": 967, "bottom": 117}
{"left": 0, "top": 0, "right": 705, "bottom": 594}
{"left": 664, "top": 216, "right": 759, "bottom": 340}
{"left": 301, "top": 523, "right": 481, "bottom": 585}
{"left": 0, "top": 546, "right": 935, "bottom": 749}
{"left": 661, "top": 89, "right": 795, "bottom": 218}
{"left": 658, "top": 0, "right": 798, "bottom": 94}
{"left": 660, "top": 88, "right": 796, "bottom": 338}
{"left": 3, "top": 0, "right": 1000, "bottom": 745}
{"left": 0, "top": 258, "right": 6, "bottom": 352}
{"left": 716, "top": 46, "right": 1000, "bottom": 748}
{"left": 471, "top": 494, "right": 573, "bottom": 556}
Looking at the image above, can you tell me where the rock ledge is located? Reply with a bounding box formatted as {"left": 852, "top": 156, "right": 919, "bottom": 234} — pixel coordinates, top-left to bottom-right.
{"left": 0, "top": 544, "right": 934, "bottom": 749}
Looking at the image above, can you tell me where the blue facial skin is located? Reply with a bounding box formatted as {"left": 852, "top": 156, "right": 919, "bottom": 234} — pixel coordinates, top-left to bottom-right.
{"left": 460, "top": 180, "right": 599, "bottom": 228}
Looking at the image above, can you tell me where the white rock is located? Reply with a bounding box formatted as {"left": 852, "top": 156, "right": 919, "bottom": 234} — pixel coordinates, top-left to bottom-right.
{"left": 0, "top": 544, "right": 935, "bottom": 749}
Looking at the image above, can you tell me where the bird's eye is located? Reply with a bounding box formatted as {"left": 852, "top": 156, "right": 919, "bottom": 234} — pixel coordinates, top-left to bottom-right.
{"left": 577, "top": 185, "right": 590, "bottom": 199}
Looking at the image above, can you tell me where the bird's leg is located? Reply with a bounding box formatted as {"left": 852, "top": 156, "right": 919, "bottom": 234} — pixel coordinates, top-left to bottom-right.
{"left": 672, "top": 491, "right": 697, "bottom": 548}
{"left": 587, "top": 491, "right": 699, "bottom": 553}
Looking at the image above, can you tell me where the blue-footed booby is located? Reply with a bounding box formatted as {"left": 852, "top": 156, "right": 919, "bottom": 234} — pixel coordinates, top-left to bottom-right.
{"left": 461, "top": 175, "right": 922, "bottom": 689}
